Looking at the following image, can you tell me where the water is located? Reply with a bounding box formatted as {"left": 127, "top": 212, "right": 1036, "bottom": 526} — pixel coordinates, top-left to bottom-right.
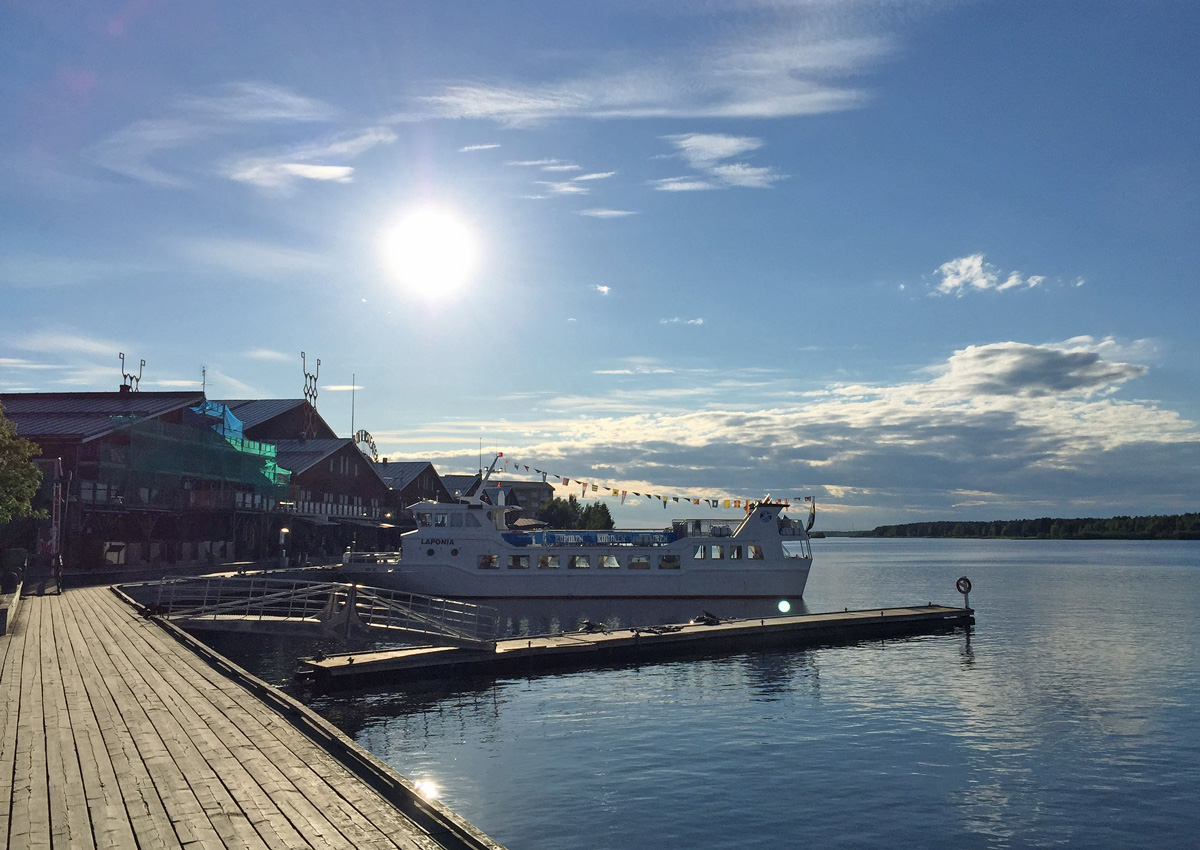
{"left": 215, "top": 539, "right": 1200, "bottom": 848}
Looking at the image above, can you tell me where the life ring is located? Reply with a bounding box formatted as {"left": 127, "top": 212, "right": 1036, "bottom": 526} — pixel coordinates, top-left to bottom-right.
{"left": 956, "top": 576, "right": 972, "bottom": 594}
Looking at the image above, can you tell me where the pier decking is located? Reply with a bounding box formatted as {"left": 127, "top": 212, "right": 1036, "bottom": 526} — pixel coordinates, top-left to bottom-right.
{"left": 0, "top": 586, "right": 504, "bottom": 850}
{"left": 299, "top": 604, "right": 975, "bottom": 688}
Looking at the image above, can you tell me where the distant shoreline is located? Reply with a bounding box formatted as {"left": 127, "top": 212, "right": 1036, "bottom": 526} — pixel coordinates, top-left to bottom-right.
{"left": 818, "top": 512, "right": 1200, "bottom": 541}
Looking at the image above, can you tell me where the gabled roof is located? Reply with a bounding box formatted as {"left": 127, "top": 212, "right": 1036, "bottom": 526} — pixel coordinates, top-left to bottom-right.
{"left": 374, "top": 461, "right": 436, "bottom": 490}
{"left": 213, "top": 399, "right": 338, "bottom": 439}
{"left": 0, "top": 391, "right": 206, "bottom": 442}
{"left": 441, "top": 474, "right": 480, "bottom": 498}
{"left": 272, "top": 439, "right": 389, "bottom": 490}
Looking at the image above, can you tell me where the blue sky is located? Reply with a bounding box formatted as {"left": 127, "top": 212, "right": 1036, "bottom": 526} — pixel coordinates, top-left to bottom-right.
{"left": 2, "top": 1, "right": 1198, "bottom": 529}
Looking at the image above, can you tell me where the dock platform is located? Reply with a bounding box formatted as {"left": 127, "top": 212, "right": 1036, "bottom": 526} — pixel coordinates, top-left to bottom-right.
{"left": 0, "top": 586, "right": 504, "bottom": 849}
{"left": 299, "top": 604, "right": 975, "bottom": 689}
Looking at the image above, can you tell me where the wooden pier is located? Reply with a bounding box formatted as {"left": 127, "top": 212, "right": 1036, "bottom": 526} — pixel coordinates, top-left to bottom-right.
{"left": 0, "top": 586, "right": 505, "bottom": 850}
{"left": 299, "top": 604, "right": 975, "bottom": 689}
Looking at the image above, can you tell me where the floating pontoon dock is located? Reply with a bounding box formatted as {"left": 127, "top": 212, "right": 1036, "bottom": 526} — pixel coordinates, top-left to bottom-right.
{"left": 298, "top": 604, "right": 975, "bottom": 689}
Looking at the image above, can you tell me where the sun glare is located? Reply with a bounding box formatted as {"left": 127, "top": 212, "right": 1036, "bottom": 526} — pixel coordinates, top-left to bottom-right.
{"left": 380, "top": 207, "right": 479, "bottom": 299}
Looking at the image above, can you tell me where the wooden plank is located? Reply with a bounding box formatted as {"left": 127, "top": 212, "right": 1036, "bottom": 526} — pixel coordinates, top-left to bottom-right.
{"left": 59, "top": 589, "right": 188, "bottom": 849}
{"left": 9, "top": 597, "right": 50, "bottom": 850}
{"left": 0, "top": 590, "right": 32, "bottom": 850}
{"left": 41, "top": 595, "right": 96, "bottom": 849}
{"left": 52, "top": 592, "right": 140, "bottom": 850}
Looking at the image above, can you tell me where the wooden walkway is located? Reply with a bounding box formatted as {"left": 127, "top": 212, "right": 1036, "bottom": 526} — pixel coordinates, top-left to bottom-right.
{"left": 0, "top": 587, "right": 504, "bottom": 850}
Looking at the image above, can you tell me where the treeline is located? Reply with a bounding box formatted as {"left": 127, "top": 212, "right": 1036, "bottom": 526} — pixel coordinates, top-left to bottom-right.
{"left": 863, "top": 513, "right": 1200, "bottom": 540}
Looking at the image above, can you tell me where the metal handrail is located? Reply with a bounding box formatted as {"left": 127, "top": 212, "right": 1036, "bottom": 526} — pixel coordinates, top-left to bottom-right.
{"left": 154, "top": 576, "right": 499, "bottom": 647}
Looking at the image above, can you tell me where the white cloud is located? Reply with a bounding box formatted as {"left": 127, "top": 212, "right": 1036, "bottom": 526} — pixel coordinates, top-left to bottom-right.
{"left": 88, "top": 118, "right": 204, "bottom": 187}
{"left": 660, "top": 317, "right": 705, "bottom": 325}
{"left": 538, "top": 181, "right": 590, "bottom": 195}
{"left": 593, "top": 285, "right": 611, "bottom": 295}
{"left": 575, "top": 171, "right": 616, "bottom": 181}
{"left": 245, "top": 348, "right": 291, "bottom": 362}
{"left": 222, "top": 127, "right": 396, "bottom": 191}
{"left": 579, "top": 209, "right": 636, "bottom": 218}
{"left": 459, "top": 143, "right": 501, "bottom": 152}
{"left": 653, "top": 177, "right": 717, "bottom": 192}
{"left": 542, "top": 163, "right": 582, "bottom": 172}
{"left": 934, "top": 254, "right": 1074, "bottom": 296}
{"left": 708, "top": 162, "right": 786, "bottom": 188}
{"left": 667, "top": 133, "right": 763, "bottom": 169}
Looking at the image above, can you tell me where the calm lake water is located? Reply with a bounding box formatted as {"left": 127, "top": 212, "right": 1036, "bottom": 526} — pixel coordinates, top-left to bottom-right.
{"left": 214, "top": 538, "right": 1200, "bottom": 849}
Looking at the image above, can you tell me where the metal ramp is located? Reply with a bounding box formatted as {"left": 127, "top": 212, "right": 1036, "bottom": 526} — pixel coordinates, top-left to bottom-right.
{"left": 151, "top": 576, "right": 498, "bottom": 649}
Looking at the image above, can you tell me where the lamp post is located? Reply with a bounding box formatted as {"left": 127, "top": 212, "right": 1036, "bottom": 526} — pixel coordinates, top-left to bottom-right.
{"left": 279, "top": 527, "right": 290, "bottom": 567}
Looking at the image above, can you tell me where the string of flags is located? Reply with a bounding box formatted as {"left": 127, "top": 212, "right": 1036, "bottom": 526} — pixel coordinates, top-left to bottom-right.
{"left": 494, "top": 452, "right": 814, "bottom": 511}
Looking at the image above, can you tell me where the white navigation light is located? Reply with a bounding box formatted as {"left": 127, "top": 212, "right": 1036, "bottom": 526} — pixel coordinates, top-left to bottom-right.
{"left": 777, "top": 600, "right": 791, "bottom": 614}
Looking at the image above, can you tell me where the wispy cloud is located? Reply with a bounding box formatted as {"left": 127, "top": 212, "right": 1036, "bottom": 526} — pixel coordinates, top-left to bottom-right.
{"left": 88, "top": 118, "right": 205, "bottom": 187}
{"left": 245, "top": 349, "right": 291, "bottom": 362}
{"left": 575, "top": 171, "right": 616, "bottom": 181}
{"left": 543, "top": 163, "right": 582, "bottom": 172}
{"left": 222, "top": 126, "right": 397, "bottom": 191}
{"left": 933, "top": 254, "right": 1078, "bottom": 296}
{"left": 579, "top": 209, "right": 636, "bottom": 218}
{"left": 180, "top": 82, "right": 336, "bottom": 123}
{"left": 660, "top": 317, "right": 705, "bottom": 325}
{"left": 593, "top": 285, "right": 611, "bottom": 295}
{"left": 459, "top": 143, "right": 501, "bottom": 152}
{"left": 659, "top": 133, "right": 785, "bottom": 189}
{"left": 538, "top": 181, "right": 590, "bottom": 195}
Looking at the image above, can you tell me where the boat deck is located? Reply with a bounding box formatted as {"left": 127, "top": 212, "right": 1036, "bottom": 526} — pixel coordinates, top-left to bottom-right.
{"left": 0, "top": 586, "right": 503, "bottom": 849}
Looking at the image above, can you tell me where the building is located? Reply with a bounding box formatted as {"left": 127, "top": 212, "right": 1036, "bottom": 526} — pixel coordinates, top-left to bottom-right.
{"left": 0, "top": 391, "right": 289, "bottom": 570}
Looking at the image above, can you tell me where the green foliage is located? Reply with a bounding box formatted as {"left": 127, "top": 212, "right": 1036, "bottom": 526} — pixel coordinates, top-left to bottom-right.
{"left": 535, "top": 495, "right": 616, "bottom": 530}
{"left": 0, "top": 402, "right": 42, "bottom": 525}
{"left": 864, "top": 513, "right": 1200, "bottom": 540}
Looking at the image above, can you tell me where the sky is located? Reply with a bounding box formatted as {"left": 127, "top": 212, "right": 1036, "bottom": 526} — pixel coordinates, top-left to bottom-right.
{"left": 2, "top": 0, "right": 1198, "bottom": 529}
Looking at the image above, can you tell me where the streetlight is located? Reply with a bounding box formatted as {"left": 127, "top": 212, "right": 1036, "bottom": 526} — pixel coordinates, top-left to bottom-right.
{"left": 279, "top": 527, "right": 290, "bottom": 567}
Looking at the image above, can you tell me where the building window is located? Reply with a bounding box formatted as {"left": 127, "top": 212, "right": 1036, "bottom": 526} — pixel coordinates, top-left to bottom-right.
{"left": 747, "top": 545, "right": 764, "bottom": 560}
{"left": 729, "top": 545, "right": 743, "bottom": 560}
{"left": 710, "top": 545, "right": 724, "bottom": 559}
{"left": 693, "top": 545, "right": 706, "bottom": 560}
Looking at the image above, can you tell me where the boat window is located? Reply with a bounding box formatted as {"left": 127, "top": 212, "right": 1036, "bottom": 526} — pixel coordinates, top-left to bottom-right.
{"left": 417, "top": 513, "right": 433, "bottom": 527}
{"left": 600, "top": 555, "right": 620, "bottom": 569}
{"left": 477, "top": 554, "right": 499, "bottom": 569}
{"left": 450, "top": 514, "right": 463, "bottom": 527}
{"left": 729, "top": 545, "right": 743, "bottom": 560}
{"left": 710, "top": 545, "right": 724, "bottom": 559}
{"left": 568, "top": 555, "right": 591, "bottom": 569}
{"left": 464, "top": 513, "right": 481, "bottom": 527}
{"left": 658, "top": 555, "right": 681, "bottom": 570}
{"left": 693, "top": 545, "right": 706, "bottom": 560}
{"left": 538, "top": 554, "right": 560, "bottom": 569}
{"left": 508, "top": 555, "right": 530, "bottom": 569}
{"left": 629, "top": 555, "right": 651, "bottom": 569}
{"left": 435, "top": 513, "right": 448, "bottom": 527}
{"left": 747, "top": 545, "right": 765, "bottom": 560}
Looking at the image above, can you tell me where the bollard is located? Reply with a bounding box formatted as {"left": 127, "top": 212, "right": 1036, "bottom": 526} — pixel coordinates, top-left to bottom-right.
{"left": 956, "top": 575, "right": 972, "bottom": 609}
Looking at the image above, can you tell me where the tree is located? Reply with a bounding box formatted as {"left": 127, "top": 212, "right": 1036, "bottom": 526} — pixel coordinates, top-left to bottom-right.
{"left": 0, "top": 401, "right": 42, "bottom": 525}
{"left": 535, "top": 495, "right": 615, "bottom": 530}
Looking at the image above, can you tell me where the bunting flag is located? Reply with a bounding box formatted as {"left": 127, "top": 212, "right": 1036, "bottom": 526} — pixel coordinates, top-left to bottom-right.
{"left": 501, "top": 454, "right": 814, "bottom": 514}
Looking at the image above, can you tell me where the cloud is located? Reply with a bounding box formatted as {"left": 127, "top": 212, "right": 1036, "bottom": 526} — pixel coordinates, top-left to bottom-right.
{"left": 416, "top": 16, "right": 887, "bottom": 127}
{"left": 180, "top": 82, "right": 336, "bottom": 123}
{"left": 245, "top": 348, "right": 291, "bottom": 362}
{"left": 222, "top": 126, "right": 397, "bottom": 191}
{"left": 934, "top": 254, "right": 1076, "bottom": 296}
{"left": 660, "top": 133, "right": 785, "bottom": 189}
{"left": 394, "top": 337, "right": 1195, "bottom": 524}
{"left": 652, "top": 177, "right": 717, "bottom": 192}
{"left": 537, "top": 181, "right": 590, "bottom": 195}
{"left": 542, "top": 163, "right": 582, "bottom": 172}
{"left": 660, "top": 317, "right": 705, "bottom": 325}
{"left": 88, "top": 118, "right": 205, "bottom": 187}
{"left": 593, "top": 285, "right": 611, "bottom": 295}
{"left": 579, "top": 209, "right": 636, "bottom": 218}
{"left": 459, "top": 143, "right": 501, "bottom": 152}
{"left": 575, "top": 172, "right": 616, "bottom": 181}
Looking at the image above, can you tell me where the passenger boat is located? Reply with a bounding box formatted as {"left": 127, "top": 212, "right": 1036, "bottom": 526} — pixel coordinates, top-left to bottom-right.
{"left": 340, "top": 458, "right": 815, "bottom": 601}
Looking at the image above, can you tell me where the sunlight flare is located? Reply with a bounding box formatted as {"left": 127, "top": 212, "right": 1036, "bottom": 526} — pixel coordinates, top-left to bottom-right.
{"left": 379, "top": 207, "right": 479, "bottom": 299}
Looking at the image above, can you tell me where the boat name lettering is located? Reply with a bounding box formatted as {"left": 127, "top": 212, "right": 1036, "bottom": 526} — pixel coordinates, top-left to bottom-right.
{"left": 419, "top": 537, "right": 455, "bottom": 545}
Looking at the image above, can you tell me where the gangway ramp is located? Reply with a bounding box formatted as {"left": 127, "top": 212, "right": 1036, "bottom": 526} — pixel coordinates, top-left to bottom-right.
{"left": 150, "top": 575, "right": 498, "bottom": 648}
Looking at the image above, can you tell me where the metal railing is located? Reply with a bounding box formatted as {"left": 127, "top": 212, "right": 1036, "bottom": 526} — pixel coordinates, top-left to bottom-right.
{"left": 152, "top": 575, "right": 498, "bottom": 648}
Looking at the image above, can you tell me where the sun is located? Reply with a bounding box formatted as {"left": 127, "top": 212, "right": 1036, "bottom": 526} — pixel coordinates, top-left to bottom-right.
{"left": 379, "top": 207, "right": 479, "bottom": 299}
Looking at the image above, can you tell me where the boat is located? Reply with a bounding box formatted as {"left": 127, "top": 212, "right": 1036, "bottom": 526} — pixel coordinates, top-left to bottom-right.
{"left": 341, "top": 456, "right": 816, "bottom": 601}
